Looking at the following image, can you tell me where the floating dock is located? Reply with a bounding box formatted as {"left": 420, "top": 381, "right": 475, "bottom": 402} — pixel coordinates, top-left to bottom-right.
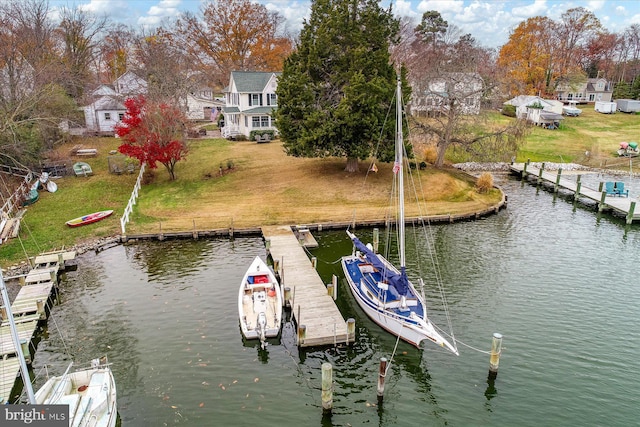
{"left": 262, "top": 225, "right": 354, "bottom": 347}
{"left": 0, "top": 250, "right": 74, "bottom": 404}
{"left": 510, "top": 162, "right": 640, "bottom": 224}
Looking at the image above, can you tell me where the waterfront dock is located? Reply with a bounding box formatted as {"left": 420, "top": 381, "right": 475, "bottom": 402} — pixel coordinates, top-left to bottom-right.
{"left": 0, "top": 250, "right": 74, "bottom": 404}
{"left": 510, "top": 162, "right": 640, "bottom": 224}
{"left": 262, "top": 225, "right": 354, "bottom": 347}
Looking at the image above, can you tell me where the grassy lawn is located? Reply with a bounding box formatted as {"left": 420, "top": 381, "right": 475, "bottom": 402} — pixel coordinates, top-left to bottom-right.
{"left": 1, "top": 107, "right": 637, "bottom": 268}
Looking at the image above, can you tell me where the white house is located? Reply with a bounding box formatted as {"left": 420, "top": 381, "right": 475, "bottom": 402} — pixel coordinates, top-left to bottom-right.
{"left": 555, "top": 77, "right": 613, "bottom": 103}
{"left": 504, "top": 95, "right": 564, "bottom": 128}
{"left": 183, "top": 88, "right": 224, "bottom": 121}
{"left": 409, "top": 73, "right": 484, "bottom": 116}
{"left": 221, "top": 71, "right": 280, "bottom": 139}
{"left": 82, "top": 71, "right": 147, "bottom": 135}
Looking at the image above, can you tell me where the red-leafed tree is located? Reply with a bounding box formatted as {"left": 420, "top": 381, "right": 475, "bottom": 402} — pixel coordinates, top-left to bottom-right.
{"left": 115, "top": 96, "right": 190, "bottom": 181}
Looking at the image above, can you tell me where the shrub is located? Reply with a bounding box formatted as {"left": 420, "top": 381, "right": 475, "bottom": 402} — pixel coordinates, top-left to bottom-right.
{"left": 501, "top": 105, "right": 516, "bottom": 117}
{"left": 422, "top": 145, "right": 438, "bottom": 164}
{"left": 475, "top": 172, "right": 494, "bottom": 193}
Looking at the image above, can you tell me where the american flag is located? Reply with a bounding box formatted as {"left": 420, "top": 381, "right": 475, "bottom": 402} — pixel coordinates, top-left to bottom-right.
{"left": 392, "top": 161, "right": 400, "bottom": 174}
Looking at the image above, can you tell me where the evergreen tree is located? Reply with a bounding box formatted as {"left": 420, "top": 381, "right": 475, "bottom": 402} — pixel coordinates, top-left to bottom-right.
{"left": 275, "top": 0, "right": 406, "bottom": 172}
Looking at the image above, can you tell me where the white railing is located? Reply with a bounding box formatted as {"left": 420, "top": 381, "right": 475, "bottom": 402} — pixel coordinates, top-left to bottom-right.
{"left": 120, "top": 162, "right": 146, "bottom": 234}
{"left": 1, "top": 171, "right": 33, "bottom": 219}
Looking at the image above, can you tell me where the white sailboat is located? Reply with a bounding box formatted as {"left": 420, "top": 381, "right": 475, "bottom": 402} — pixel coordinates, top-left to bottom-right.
{"left": 341, "top": 77, "right": 458, "bottom": 355}
{"left": 0, "top": 270, "right": 117, "bottom": 426}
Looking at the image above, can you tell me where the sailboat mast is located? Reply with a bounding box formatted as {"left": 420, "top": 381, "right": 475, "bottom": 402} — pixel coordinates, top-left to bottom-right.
{"left": 395, "top": 77, "right": 406, "bottom": 269}
{"left": 0, "top": 270, "right": 37, "bottom": 404}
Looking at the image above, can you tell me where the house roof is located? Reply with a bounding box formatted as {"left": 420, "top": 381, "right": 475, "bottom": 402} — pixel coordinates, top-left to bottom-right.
{"left": 222, "top": 106, "right": 240, "bottom": 114}
{"left": 231, "top": 71, "right": 281, "bottom": 93}
{"left": 504, "top": 95, "right": 552, "bottom": 108}
{"left": 93, "top": 96, "right": 125, "bottom": 111}
{"left": 244, "top": 106, "right": 276, "bottom": 114}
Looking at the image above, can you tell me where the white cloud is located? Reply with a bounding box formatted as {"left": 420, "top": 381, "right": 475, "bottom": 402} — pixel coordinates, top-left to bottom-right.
{"left": 417, "top": 0, "right": 465, "bottom": 15}
{"left": 138, "top": 0, "right": 183, "bottom": 28}
{"left": 510, "top": 0, "right": 549, "bottom": 19}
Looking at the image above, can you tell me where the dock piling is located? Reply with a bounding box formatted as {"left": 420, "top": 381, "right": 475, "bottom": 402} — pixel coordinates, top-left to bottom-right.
{"left": 489, "top": 333, "right": 503, "bottom": 378}
{"left": 377, "top": 357, "right": 388, "bottom": 401}
{"left": 321, "top": 363, "right": 333, "bottom": 414}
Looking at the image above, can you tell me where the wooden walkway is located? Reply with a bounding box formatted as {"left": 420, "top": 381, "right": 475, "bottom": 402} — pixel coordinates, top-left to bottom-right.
{"left": 510, "top": 162, "right": 640, "bottom": 224}
{"left": 0, "top": 250, "right": 74, "bottom": 404}
{"left": 262, "top": 225, "right": 354, "bottom": 347}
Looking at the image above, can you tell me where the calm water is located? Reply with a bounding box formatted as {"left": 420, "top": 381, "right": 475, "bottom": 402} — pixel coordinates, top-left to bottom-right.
{"left": 25, "top": 173, "right": 640, "bottom": 426}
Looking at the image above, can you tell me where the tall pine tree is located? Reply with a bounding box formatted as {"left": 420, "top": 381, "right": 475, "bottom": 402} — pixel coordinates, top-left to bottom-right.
{"left": 275, "top": 0, "right": 406, "bottom": 172}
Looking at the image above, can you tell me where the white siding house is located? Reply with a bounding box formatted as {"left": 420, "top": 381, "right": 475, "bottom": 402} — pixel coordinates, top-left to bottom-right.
{"left": 504, "top": 95, "right": 564, "bottom": 128}
{"left": 221, "top": 71, "right": 280, "bottom": 139}
{"left": 409, "top": 73, "right": 483, "bottom": 116}
{"left": 82, "top": 71, "right": 147, "bottom": 135}
{"left": 184, "top": 88, "right": 224, "bottom": 121}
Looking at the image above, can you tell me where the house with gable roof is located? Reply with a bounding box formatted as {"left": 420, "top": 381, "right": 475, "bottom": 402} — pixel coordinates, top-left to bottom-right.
{"left": 82, "top": 71, "right": 147, "bottom": 135}
{"left": 221, "top": 71, "right": 280, "bottom": 139}
{"left": 555, "top": 77, "right": 613, "bottom": 104}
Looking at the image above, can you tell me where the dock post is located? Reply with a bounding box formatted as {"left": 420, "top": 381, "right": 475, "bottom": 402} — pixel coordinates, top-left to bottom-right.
{"left": 298, "top": 324, "right": 306, "bottom": 346}
{"left": 554, "top": 168, "right": 562, "bottom": 193}
{"left": 537, "top": 163, "right": 545, "bottom": 185}
{"left": 627, "top": 201, "right": 636, "bottom": 225}
{"left": 20, "top": 340, "right": 31, "bottom": 364}
{"left": 332, "top": 275, "right": 337, "bottom": 300}
{"left": 327, "top": 282, "right": 334, "bottom": 298}
{"left": 321, "top": 363, "right": 333, "bottom": 414}
{"left": 377, "top": 357, "right": 388, "bottom": 402}
{"left": 19, "top": 276, "right": 25, "bottom": 286}
{"left": 158, "top": 222, "right": 164, "bottom": 241}
{"left": 598, "top": 182, "right": 604, "bottom": 192}
{"left": 36, "top": 299, "right": 45, "bottom": 319}
{"left": 489, "top": 333, "right": 503, "bottom": 379}
{"left": 599, "top": 191, "right": 607, "bottom": 212}
{"left": 575, "top": 175, "right": 582, "bottom": 198}
{"left": 311, "top": 256, "right": 317, "bottom": 269}
{"left": 346, "top": 318, "right": 355, "bottom": 344}
{"left": 373, "top": 228, "right": 379, "bottom": 253}
{"left": 192, "top": 220, "right": 198, "bottom": 239}
{"left": 284, "top": 287, "right": 291, "bottom": 308}
{"left": 57, "top": 253, "right": 65, "bottom": 270}
{"left": 523, "top": 161, "right": 528, "bottom": 176}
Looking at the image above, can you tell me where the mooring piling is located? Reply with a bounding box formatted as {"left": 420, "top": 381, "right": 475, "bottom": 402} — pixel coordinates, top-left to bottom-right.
{"left": 489, "top": 333, "right": 503, "bottom": 378}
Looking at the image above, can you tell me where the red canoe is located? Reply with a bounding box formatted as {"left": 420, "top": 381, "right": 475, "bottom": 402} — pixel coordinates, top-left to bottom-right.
{"left": 66, "top": 210, "right": 114, "bottom": 227}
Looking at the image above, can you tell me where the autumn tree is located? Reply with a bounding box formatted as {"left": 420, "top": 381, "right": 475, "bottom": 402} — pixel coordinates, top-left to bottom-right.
{"left": 98, "top": 24, "right": 135, "bottom": 82}
{"left": 174, "top": 0, "right": 293, "bottom": 89}
{"left": 275, "top": 0, "right": 406, "bottom": 173}
{"left": 115, "top": 96, "right": 191, "bottom": 181}
{"left": 498, "top": 17, "right": 556, "bottom": 96}
{"left": 0, "top": 0, "right": 78, "bottom": 167}
{"left": 55, "top": 6, "right": 108, "bottom": 99}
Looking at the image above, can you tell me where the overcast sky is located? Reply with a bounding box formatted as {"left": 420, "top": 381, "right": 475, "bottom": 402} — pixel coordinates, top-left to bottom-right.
{"left": 48, "top": 0, "right": 640, "bottom": 49}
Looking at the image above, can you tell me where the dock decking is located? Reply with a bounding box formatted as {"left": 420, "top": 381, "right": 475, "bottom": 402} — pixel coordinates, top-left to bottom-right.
{"left": 262, "top": 225, "right": 354, "bottom": 347}
{"left": 510, "top": 162, "right": 640, "bottom": 224}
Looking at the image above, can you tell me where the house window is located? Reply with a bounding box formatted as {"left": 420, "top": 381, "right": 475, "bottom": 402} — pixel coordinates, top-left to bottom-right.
{"left": 251, "top": 116, "right": 270, "bottom": 128}
{"left": 118, "top": 113, "right": 124, "bottom": 120}
{"left": 267, "top": 94, "right": 277, "bottom": 106}
{"left": 104, "top": 112, "right": 111, "bottom": 120}
{"left": 589, "top": 94, "right": 595, "bottom": 101}
{"left": 251, "top": 94, "right": 261, "bottom": 106}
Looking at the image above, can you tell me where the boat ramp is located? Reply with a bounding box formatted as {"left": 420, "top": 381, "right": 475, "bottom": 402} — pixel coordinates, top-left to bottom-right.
{"left": 262, "top": 225, "right": 355, "bottom": 347}
{"left": 510, "top": 162, "right": 640, "bottom": 224}
{"left": 0, "top": 250, "right": 75, "bottom": 404}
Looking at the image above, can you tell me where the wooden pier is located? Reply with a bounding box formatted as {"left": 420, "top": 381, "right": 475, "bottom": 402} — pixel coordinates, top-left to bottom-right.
{"left": 0, "top": 250, "right": 74, "bottom": 404}
{"left": 510, "top": 162, "right": 640, "bottom": 224}
{"left": 262, "top": 225, "right": 354, "bottom": 347}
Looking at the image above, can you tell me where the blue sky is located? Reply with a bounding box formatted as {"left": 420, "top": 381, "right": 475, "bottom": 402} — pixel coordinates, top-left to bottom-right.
{"left": 48, "top": 0, "right": 640, "bottom": 48}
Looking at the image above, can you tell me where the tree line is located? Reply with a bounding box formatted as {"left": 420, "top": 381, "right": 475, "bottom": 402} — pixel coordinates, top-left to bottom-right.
{"left": 1, "top": 0, "right": 639, "bottom": 173}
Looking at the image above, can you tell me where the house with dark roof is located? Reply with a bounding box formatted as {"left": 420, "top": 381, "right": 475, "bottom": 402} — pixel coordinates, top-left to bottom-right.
{"left": 221, "top": 71, "right": 280, "bottom": 139}
{"left": 82, "top": 71, "right": 147, "bottom": 135}
{"left": 555, "top": 77, "right": 613, "bottom": 104}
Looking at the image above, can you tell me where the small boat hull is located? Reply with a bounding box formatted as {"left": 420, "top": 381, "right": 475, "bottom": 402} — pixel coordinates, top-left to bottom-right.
{"left": 35, "top": 359, "right": 117, "bottom": 427}
{"left": 73, "top": 162, "right": 93, "bottom": 176}
{"left": 238, "top": 257, "right": 283, "bottom": 345}
{"left": 22, "top": 189, "right": 39, "bottom": 206}
{"left": 66, "top": 210, "right": 114, "bottom": 227}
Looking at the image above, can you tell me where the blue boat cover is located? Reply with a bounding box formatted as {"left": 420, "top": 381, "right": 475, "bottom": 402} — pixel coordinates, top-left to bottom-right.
{"left": 349, "top": 234, "right": 409, "bottom": 296}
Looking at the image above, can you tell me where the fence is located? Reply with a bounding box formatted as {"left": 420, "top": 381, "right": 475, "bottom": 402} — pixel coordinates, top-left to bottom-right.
{"left": 120, "top": 162, "right": 146, "bottom": 234}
